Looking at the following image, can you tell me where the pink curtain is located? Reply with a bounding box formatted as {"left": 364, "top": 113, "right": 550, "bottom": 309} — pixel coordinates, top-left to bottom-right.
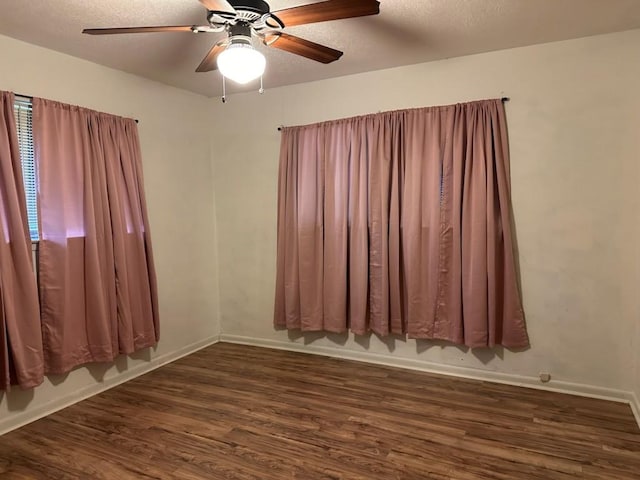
{"left": 274, "top": 99, "right": 529, "bottom": 348}
{"left": 33, "top": 98, "right": 159, "bottom": 374}
{"left": 0, "top": 91, "right": 44, "bottom": 389}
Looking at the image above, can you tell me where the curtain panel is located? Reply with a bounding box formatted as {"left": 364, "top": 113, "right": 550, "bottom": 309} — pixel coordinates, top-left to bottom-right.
{"left": 274, "top": 99, "right": 529, "bottom": 348}
{"left": 33, "top": 98, "right": 159, "bottom": 374}
{"left": 0, "top": 91, "right": 44, "bottom": 390}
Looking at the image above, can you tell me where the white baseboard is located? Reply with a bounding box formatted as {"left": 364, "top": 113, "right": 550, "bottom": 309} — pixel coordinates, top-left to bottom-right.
{"left": 220, "top": 334, "right": 640, "bottom": 426}
{"left": 0, "top": 335, "right": 220, "bottom": 436}
{"left": 631, "top": 391, "right": 640, "bottom": 429}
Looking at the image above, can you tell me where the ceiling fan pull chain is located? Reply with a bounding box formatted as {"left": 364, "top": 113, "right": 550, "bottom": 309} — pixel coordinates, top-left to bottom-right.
{"left": 222, "top": 75, "right": 227, "bottom": 103}
{"left": 259, "top": 75, "right": 264, "bottom": 94}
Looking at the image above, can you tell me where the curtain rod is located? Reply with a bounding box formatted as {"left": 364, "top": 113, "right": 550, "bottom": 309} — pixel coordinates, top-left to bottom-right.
{"left": 276, "top": 97, "right": 511, "bottom": 131}
{"left": 14, "top": 92, "right": 139, "bottom": 124}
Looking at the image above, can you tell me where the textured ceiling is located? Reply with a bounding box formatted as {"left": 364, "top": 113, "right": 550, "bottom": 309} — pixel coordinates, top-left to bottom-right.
{"left": 1, "top": 0, "right": 640, "bottom": 98}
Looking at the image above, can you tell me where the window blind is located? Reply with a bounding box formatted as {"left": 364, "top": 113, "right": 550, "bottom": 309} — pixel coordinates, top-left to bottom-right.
{"left": 13, "top": 96, "right": 38, "bottom": 241}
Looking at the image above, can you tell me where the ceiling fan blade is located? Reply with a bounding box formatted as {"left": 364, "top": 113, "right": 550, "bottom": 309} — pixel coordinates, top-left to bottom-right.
{"left": 83, "top": 26, "right": 195, "bottom": 35}
{"left": 196, "top": 42, "right": 227, "bottom": 72}
{"left": 265, "top": 32, "right": 343, "bottom": 64}
{"left": 272, "top": 0, "right": 380, "bottom": 27}
{"left": 198, "top": 0, "right": 236, "bottom": 13}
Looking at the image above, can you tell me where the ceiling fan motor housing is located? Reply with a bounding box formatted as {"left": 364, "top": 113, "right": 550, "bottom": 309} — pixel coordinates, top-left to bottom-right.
{"left": 227, "top": 0, "right": 270, "bottom": 15}
{"left": 207, "top": 0, "right": 275, "bottom": 30}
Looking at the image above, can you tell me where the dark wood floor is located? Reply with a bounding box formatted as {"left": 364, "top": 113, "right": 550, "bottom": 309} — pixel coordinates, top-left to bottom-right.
{"left": 0, "top": 343, "right": 639, "bottom": 479}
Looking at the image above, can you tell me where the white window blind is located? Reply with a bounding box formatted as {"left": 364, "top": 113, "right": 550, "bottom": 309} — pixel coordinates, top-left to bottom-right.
{"left": 13, "top": 96, "right": 39, "bottom": 241}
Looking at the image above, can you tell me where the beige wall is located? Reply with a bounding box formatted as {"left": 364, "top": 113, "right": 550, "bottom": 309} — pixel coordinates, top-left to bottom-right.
{"left": 0, "top": 34, "right": 219, "bottom": 432}
{"left": 211, "top": 29, "right": 640, "bottom": 393}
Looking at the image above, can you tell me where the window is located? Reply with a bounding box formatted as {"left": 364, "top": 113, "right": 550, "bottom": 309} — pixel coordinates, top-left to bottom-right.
{"left": 13, "top": 96, "right": 38, "bottom": 241}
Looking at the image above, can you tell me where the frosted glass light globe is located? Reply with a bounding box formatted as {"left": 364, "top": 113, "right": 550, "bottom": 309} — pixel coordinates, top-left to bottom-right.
{"left": 218, "top": 43, "right": 266, "bottom": 85}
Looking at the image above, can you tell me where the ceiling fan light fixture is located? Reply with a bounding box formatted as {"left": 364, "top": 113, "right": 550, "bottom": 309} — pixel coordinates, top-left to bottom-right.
{"left": 217, "top": 37, "right": 266, "bottom": 84}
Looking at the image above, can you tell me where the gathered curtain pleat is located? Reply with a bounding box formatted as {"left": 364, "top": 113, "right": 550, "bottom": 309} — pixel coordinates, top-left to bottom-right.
{"left": 33, "top": 98, "right": 159, "bottom": 374}
{"left": 0, "top": 91, "right": 44, "bottom": 390}
{"left": 274, "top": 99, "right": 529, "bottom": 348}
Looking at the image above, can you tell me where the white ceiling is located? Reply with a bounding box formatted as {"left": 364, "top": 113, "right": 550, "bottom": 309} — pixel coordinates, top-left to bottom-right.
{"left": 1, "top": 0, "right": 639, "bottom": 98}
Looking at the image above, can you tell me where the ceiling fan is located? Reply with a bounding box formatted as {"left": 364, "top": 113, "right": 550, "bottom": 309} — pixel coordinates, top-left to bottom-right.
{"left": 83, "top": 0, "right": 381, "bottom": 84}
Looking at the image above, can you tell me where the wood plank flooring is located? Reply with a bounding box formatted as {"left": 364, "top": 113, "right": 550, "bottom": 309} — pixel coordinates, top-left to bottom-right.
{"left": 1, "top": 343, "right": 639, "bottom": 479}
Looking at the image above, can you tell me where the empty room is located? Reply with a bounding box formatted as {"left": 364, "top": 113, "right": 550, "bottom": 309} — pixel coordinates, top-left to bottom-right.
{"left": 0, "top": 0, "right": 639, "bottom": 478}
